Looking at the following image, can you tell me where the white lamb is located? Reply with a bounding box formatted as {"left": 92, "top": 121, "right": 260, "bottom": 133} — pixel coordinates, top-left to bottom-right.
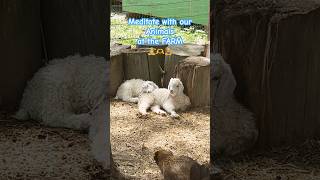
{"left": 212, "top": 53, "right": 258, "bottom": 157}
{"left": 138, "top": 78, "right": 191, "bottom": 118}
{"left": 13, "top": 54, "right": 110, "bottom": 169}
{"left": 115, "top": 79, "right": 159, "bottom": 103}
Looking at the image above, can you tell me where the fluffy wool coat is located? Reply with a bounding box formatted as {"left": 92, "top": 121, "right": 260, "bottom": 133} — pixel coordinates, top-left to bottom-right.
{"left": 212, "top": 53, "right": 258, "bottom": 157}
{"left": 14, "top": 54, "right": 110, "bottom": 168}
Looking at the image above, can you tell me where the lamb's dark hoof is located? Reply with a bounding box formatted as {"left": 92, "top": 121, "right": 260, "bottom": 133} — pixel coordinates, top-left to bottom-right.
{"left": 137, "top": 113, "right": 149, "bottom": 119}
{"left": 160, "top": 113, "right": 167, "bottom": 117}
{"left": 170, "top": 115, "right": 180, "bottom": 119}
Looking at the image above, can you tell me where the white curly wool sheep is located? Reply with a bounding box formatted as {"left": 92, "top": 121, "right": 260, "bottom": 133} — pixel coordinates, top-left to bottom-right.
{"left": 212, "top": 53, "right": 258, "bottom": 157}
{"left": 14, "top": 54, "right": 108, "bottom": 130}
{"left": 115, "top": 79, "right": 159, "bottom": 103}
{"left": 138, "top": 78, "right": 191, "bottom": 118}
{"left": 14, "top": 54, "right": 110, "bottom": 168}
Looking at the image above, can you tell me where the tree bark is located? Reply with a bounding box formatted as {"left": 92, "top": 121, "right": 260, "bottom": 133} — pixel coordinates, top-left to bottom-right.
{"left": 110, "top": 44, "right": 131, "bottom": 97}
{"left": 164, "top": 44, "right": 204, "bottom": 87}
{"left": 175, "top": 56, "right": 210, "bottom": 107}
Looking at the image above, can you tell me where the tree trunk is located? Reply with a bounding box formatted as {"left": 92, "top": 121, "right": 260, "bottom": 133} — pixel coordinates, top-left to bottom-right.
{"left": 164, "top": 43, "right": 204, "bottom": 87}
{"left": 41, "top": 0, "right": 108, "bottom": 59}
{"left": 175, "top": 56, "right": 210, "bottom": 107}
{"left": 0, "top": 0, "right": 42, "bottom": 112}
{"left": 110, "top": 44, "right": 131, "bottom": 97}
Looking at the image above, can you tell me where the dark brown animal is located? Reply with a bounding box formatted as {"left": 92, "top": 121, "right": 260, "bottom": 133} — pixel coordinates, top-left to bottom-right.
{"left": 154, "top": 149, "right": 209, "bottom": 180}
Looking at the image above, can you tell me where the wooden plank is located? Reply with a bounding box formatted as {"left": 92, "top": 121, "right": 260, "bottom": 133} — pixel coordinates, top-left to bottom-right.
{"left": 122, "top": 48, "right": 150, "bottom": 80}
{"left": 110, "top": 44, "right": 131, "bottom": 97}
{"left": 148, "top": 54, "right": 164, "bottom": 87}
{"left": 41, "top": 0, "right": 108, "bottom": 59}
{"left": 137, "top": 44, "right": 167, "bottom": 87}
{"left": 0, "top": 0, "right": 42, "bottom": 112}
{"left": 122, "top": 48, "right": 163, "bottom": 86}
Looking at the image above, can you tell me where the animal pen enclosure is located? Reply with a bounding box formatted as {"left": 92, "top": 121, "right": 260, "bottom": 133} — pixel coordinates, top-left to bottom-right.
{"left": 0, "top": 0, "right": 109, "bottom": 179}
{"left": 110, "top": 42, "right": 211, "bottom": 178}
{"left": 110, "top": 0, "right": 212, "bottom": 178}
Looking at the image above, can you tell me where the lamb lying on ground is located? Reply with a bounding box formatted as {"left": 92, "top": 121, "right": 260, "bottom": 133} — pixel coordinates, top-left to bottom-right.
{"left": 138, "top": 78, "right": 191, "bottom": 118}
{"left": 212, "top": 53, "right": 258, "bottom": 157}
{"left": 115, "top": 79, "right": 159, "bottom": 103}
{"left": 13, "top": 54, "right": 110, "bottom": 169}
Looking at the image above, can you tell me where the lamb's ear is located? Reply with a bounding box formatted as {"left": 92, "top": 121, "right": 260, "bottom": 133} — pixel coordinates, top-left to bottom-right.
{"left": 179, "top": 81, "right": 184, "bottom": 92}
{"left": 214, "top": 62, "right": 236, "bottom": 106}
{"left": 153, "top": 83, "right": 159, "bottom": 89}
{"left": 168, "top": 79, "right": 172, "bottom": 89}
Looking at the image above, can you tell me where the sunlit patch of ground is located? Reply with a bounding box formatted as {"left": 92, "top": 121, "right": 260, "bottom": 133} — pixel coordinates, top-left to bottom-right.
{"left": 110, "top": 100, "right": 210, "bottom": 179}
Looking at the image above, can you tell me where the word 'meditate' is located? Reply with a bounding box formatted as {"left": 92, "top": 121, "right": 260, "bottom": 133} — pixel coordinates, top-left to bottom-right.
{"left": 128, "top": 18, "right": 192, "bottom": 26}
{"left": 128, "top": 18, "right": 160, "bottom": 26}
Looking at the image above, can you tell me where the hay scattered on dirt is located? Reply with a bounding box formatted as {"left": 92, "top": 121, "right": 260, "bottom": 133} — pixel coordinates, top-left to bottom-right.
{"left": 110, "top": 100, "right": 210, "bottom": 179}
{"left": 0, "top": 112, "right": 108, "bottom": 180}
{"left": 218, "top": 140, "right": 320, "bottom": 180}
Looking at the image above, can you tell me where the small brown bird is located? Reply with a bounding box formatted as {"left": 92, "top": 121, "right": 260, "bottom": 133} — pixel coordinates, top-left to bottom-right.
{"left": 154, "top": 149, "right": 209, "bottom": 180}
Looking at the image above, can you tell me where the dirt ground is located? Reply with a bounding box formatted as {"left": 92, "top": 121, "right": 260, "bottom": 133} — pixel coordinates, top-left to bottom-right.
{"left": 217, "top": 140, "right": 320, "bottom": 180}
{"left": 110, "top": 100, "right": 320, "bottom": 180}
{"left": 110, "top": 100, "right": 210, "bottom": 179}
{"left": 0, "top": 112, "right": 108, "bottom": 180}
